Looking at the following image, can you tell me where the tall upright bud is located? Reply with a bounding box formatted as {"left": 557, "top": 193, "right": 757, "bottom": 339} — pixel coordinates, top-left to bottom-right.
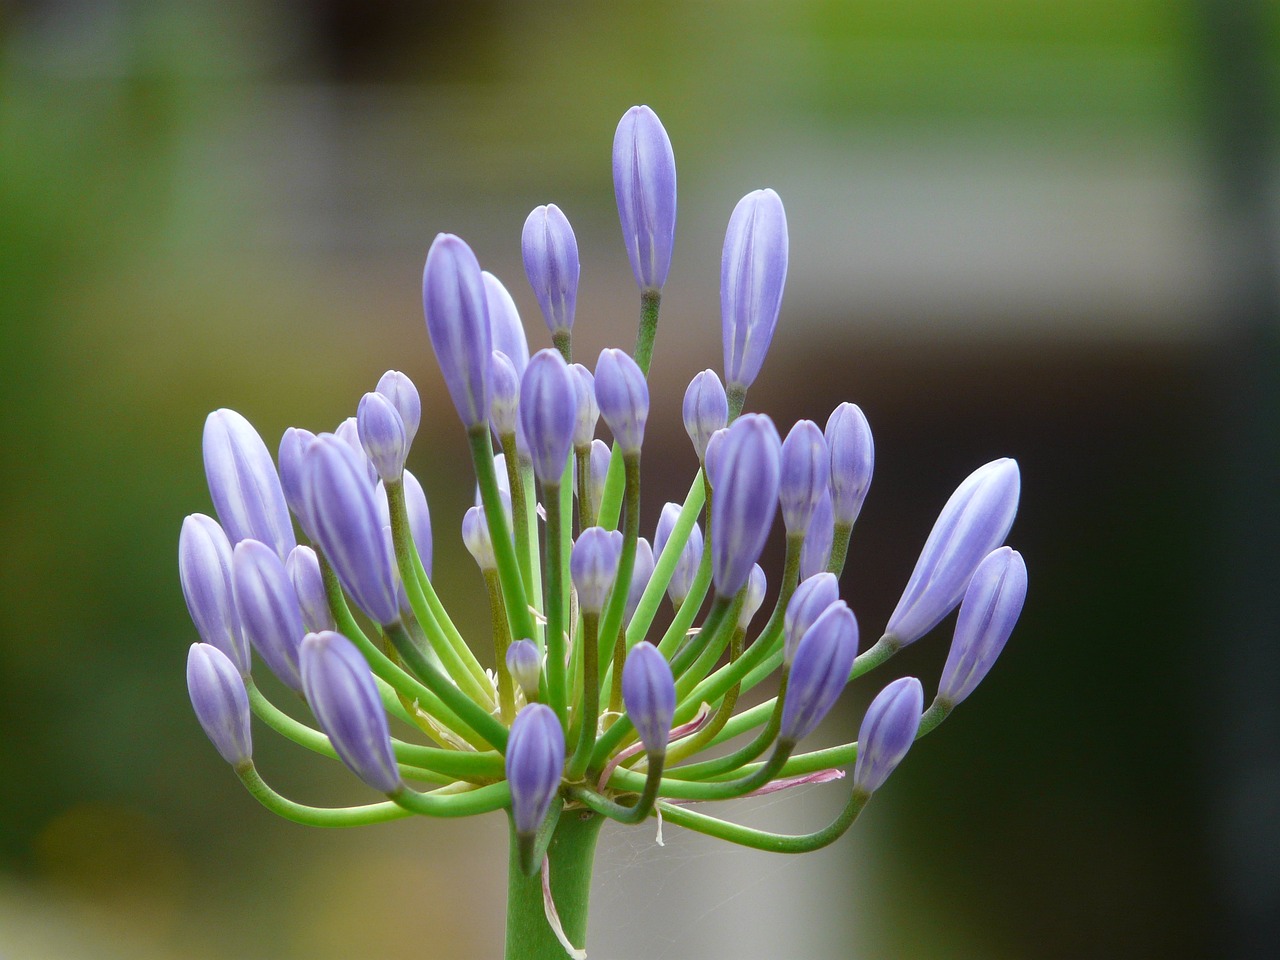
{"left": 779, "top": 419, "right": 831, "bottom": 540}
{"left": 654, "top": 504, "right": 703, "bottom": 608}
{"left": 710, "top": 414, "right": 782, "bottom": 598}
{"left": 423, "top": 233, "right": 491, "bottom": 430}
{"left": 179, "top": 514, "right": 249, "bottom": 675}
{"left": 720, "top": 188, "right": 788, "bottom": 395}
{"left": 506, "top": 703, "right": 565, "bottom": 837}
{"left": 778, "top": 601, "right": 859, "bottom": 745}
{"left": 232, "top": 539, "right": 307, "bottom": 691}
{"left": 187, "top": 643, "right": 252, "bottom": 767}
{"left": 937, "top": 547, "right": 1027, "bottom": 707}
{"left": 613, "top": 105, "right": 677, "bottom": 293}
{"left": 738, "top": 564, "right": 767, "bottom": 632}
{"left": 852, "top": 676, "right": 924, "bottom": 795}
{"left": 203, "top": 409, "right": 296, "bottom": 559}
{"left": 799, "top": 487, "right": 835, "bottom": 580}
{"left": 622, "top": 642, "right": 676, "bottom": 757}
{"left": 519, "top": 349, "right": 577, "bottom": 486}
{"left": 278, "top": 427, "right": 316, "bottom": 535}
{"left": 286, "top": 544, "right": 334, "bottom": 634}
{"left": 682, "top": 369, "right": 729, "bottom": 462}
{"left": 784, "top": 572, "right": 840, "bottom": 664}
{"left": 588, "top": 439, "right": 611, "bottom": 519}
{"left": 594, "top": 348, "right": 649, "bottom": 456}
{"left": 826, "top": 402, "right": 874, "bottom": 527}
{"left": 625, "top": 537, "right": 655, "bottom": 621}
{"left": 356, "top": 391, "right": 408, "bottom": 484}
{"left": 335, "top": 416, "right": 378, "bottom": 486}
{"left": 375, "top": 370, "right": 421, "bottom": 449}
{"left": 483, "top": 271, "right": 530, "bottom": 375}
{"left": 570, "top": 527, "right": 623, "bottom": 615}
{"left": 462, "top": 491, "right": 511, "bottom": 572}
{"left": 506, "top": 639, "right": 541, "bottom": 700}
{"left": 521, "top": 204, "right": 579, "bottom": 337}
{"left": 568, "top": 363, "right": 600, "bottom": 452}
{"left": 489, "top": 350, "right": 522, "bottom": 441}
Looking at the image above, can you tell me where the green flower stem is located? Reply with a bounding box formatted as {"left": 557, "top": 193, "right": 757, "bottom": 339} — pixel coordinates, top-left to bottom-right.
{"left": 388, "top": 779, "right": 512, "bottom": 817}
{"left": 567, "top": 611, "right": 601, "bottom": 778}
{"left": 500, "top": 433, "right": 536, "bottom": 602}
{"left": 664, "top": 628, "right": 743, "bottom": 764}
{"left": 542, "top": 479, "right": 569, "bottom": 724}
{"left": 411, "top": 548, "right": 496, "bottom": 687}
{"left": 633, "top": 289, "right": 661, "bottom": 375}
{"left": 667, "top": 670, "right": 787, "bottom": 782}
{"left": 575, "top": 446, "right": 595, "bottom": 531}
{"left": 606, "top": 744, "right": 793, "bottom": 801}
{"left": 594, "top": 454, "right": 641, "bottom": 683}
{"left": 469, "top": 426, "right": 538, "bottom": 644}
{"left": 624, "top": 473, "right": 704, "bottom": 645}
{"left": 655, "top": 788, "right": 871, "bottom": 854}
{"left": 727, "top": 385, "right": 746, "bottom": 420}
{"left": 596, "top": 446, "right": 625, "bottom": 531}
{"left": 607, "top": 625, "right": 626, "bottom": 716}
{"left": 827, "top": 521, "right": 853, "bottom": 578}
{"left": 653, "top": 474, "right": 716, "bottom": 663}
{"left": 553, "top": 329, "right": 572, "bottom": 364}
{"left": 674, "top": 600, "right": 742, "bottom": 701}
{"left": 237, "top": 764, "right": 414, "bottom": 827}
{"left": 670, "top": 595, "right": 732, "bottom": 679}
{"left": 505, "top": 810, "right": 602, "bottom": 960}
{"left": 568, "top": 752, "right": 665, "bottom": 824}
{"left": 484, "top": 568, "right": 517, "bottom": 723}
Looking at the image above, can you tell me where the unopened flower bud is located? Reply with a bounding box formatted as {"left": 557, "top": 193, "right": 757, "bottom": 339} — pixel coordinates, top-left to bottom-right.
{"left": 625, "top": 537, "right": 655, "bottom": 621}
{"left": 853, "top": 676, "right": 924, "bottom": 794}
{"left": 613, "top": 105, "right": 677, "bottom": 292}
{"left": 506, "top": 639, "right": 541, "bottom": 699}
{"left": 779, "top": 601, "right": 859, "bottom": 744}
{"left": 232, "top": 539, "right": 306, "bottom": 691}
{"left": 187, "top": 643, "right": 252, "bottom": 766}
{"left": 522, "top": 204, "right": 579, "bottom": 336}
{"left": 779, "top": 419, "right": 831, "bottom": 538}
{"left": 654, "top": 502, "right": 704, "bottom": 608}
{"left": 520, "top": 349, "right": 577, "bottom": 486}
{"left": 738, "top": 564, "right": 767, "bottom": 631}
{"left": 286, "top": 545, "right": 334, "bottom": 634}
{"left": 375, "top": 370, "right": 421, "bottom": 449}
{"left": 278, "top": 427, "right": 317, "bottom": 536}
{"left": 711, "top": 414, "right": 782, "bottom": 598}
{"left": 335, "top": 416, "right": 378, "bottom": 486}
{"left": 423, "top": 233, "right": 491, "bottom": 430}
{"left": 357, "top": 391, "right": 408, "bottom": 484}
{"left": 179, "top": 514, "right": 249, "bottom": 675}
{"left": 569, "top": 363, "right": 599, "bottom": 451}
{"left": 594, "top": 348, "right": 648, "bottom": 457}
{"left": 462, "top": 491, "right": 511, "bottom": 571}
{"left": 938, "top": 547, "right": 1027, "bottom": 706}
{"left": 682, "top": 369, "right": 728, "bottom": 461}
{"left": 571, "top": 527, "right": 622, "bottom": 615}
{"left": 784, "top": 572, "right": 840, "bottom": 664}
{"left": 589, "top": 439, "right": 610, "bottom": 518}
{"left": 825, "top": 402, "right": 874, "bottom": 527}
{"left": 703, "top": 427, "right": 729, "bottom": 487}
{"left": 489, "top": 350, "right": 522, "bottom": 439}
{"left": 203, "top": 409, "right": 296, "bottom": 559}
{"left": 799, "top": 487, "right": 835, "bottom": 580}
{"left": 506, "top": 703, "right": 565, "bottom": 836}
{"left": 622, "top": 642, "right": 676, "bottom": 756}
{"left": 721, "top": 188, "right": 788, "bottom": 393}
{"left": 483, "top": 271, "right": 530, "bottom": 375}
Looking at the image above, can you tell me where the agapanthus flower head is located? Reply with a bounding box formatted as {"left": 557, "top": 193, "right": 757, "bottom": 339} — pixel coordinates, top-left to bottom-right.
{"left": 232, "top": 538, "right": 306, "bottom": 691}
{"left": 613, "top": 105, "right": 677, "bottom": 293}
{"left": 520, "top": 348, "right": 577, "bottom": 485}
{"left": 179, "top": 513, "right": 249, "bottom": 675}
{"left": 489, "top": 350, "right": 522, "bottom": 440}
{"left": 594, "top": 348, "right": 648, "bottom": 457}
{"left": 375, "top": 370, "right": 422, "bottom": 449}
{"left": 423, "top": 233, "right": 491, "bottom": 430}
{"left": 622, "top": 641, "right": 676, "bottom": 756}
{"left": 203, "top": 408, "right": 296, "bottom": 560}
{"left": 482, "top": 271, "right": 530, "bottom": 375}
{"left": 357, "top": 391, "right": 409, "bottom": 484}
{"left": 799, "top": 487, "right": 835, "bottom": 580}
{"left": 938, "top": 547, "right": 1027, "bottom": 706}
{"left": 825, "top": 402, "right": 874, "bottom": 528}
{"left": 779, "top": 600, "right": 859, "bottom": 744}
{"left": 286, "top": 544, "right": 334, "bottom": 634}
{"left": 721, "top": 188, "right": 788, "bottom": 394}
{"left": 187, "top": 642, "right": 252, "bottom": 767}
{"left": 569, "top": 363, "right": 599, "bottom": 451}
{"left": 571, "top": 526, "right": 623, "bottom": 615}
{"left": 711, "top": 413, "right": 782, "bottom": 598}
{"left": 853, "top": 676, "right": 924, "bottom": 794}
{"left": 682, "top": 369, "right": 729, "bottom": 462}
{"left": 506, "top": 703, "right": 565, "bottom": 836}
{"left": 784, "top": 571, "right": 840, "bottom": 664}
{"left": 779, "top": 419, "right": 831, "bottom": 539}
{"left": 506, "top": 639, "right": 541, "bottom": 699}
{"left": 522, "top": 204, "right": 580, "bottom": 336}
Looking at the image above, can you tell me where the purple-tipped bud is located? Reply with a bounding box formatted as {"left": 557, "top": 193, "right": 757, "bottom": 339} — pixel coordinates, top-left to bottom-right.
{"left": 520, "top": 349, "right": 577, "bottom": 485}
{"left": 799, "top": 487, "right": 835, "bottom": 580}
{"left": 703, "top": 428, "right": 729, "bottom": 487}
{"left": 589, "top": 439, "right": 610, "bottom": 518}
{"left": 779, "top": 420, "right": 831, "bottom": 538}
{"left": 375, "top": 471, "right": 433, "bottom": 580}
{"left": 738, "top": 564, "right": 767, "bottom": 631}
{"left": 885, "top": 459, "right": 1021, "bottom": 646}
{"left": 489, "top": 350, "right": 522, "bottom": 439}
{"left": 423, "top": 233, "right": 492, "bottom": 430}
{"left": 571, "top": 526, "right": 622, "bottom": 615}
{"left": 278, "top": 427, "right": 317, "bottom": 535}
{"left": 232, "top": 539, "right": 306, "bottom": 691}
{"left": 682, "top": 370, "right": 729, "bottom": 461}
{"left": 784, "top": 572, "right": 840, "bottom": 664}
{"left": 203, "top": 409, "right": 296, "bottom": 559}
{"left": 594, "top": 348, "right": 649, "bottom": 457}
{"left": 300, "top": 631, "right": 401, "bottom": 794}
{"left": 654, "top": 502, "right": 704, "bottom": 608}
{"left": 521, "top": 204, "right": 579, "bottom": 336}
{"left": 506, "top": 703, "right": 565, "bottom": 836}
{"left": 375, "top": 370, "right": 422, "bottom": 449}
{"left": 622, "top": 641, "right": 676, "bottom": 756}
{"left": 625, "top": 537, "right": 655, "bottom": 620}
{"left": 483, "top": 271, "right": 530, "bottom": 375}
{"left": 303, "top": 435, "right": 400, "bottom": 626}
{"left": 357, "top": 391, "right": 408, "bottom": 484}
{"left": 721, "top": 188, "right": 788, "bottom": 393}
{"left": 187, "top": 643, "right": 252, "bottom": 766}
{"left": 853, "top": 676, "right": 924, "bottom": 794}
{"left": 613, "top": 105, "right": 677, "bottom": 292}
{"left": 825, "top": 403, "right": 874, "bottom": 527}
{"left": 462, "top": 491, "right": 511, "bottom": 571}
{"left": 286, "top": 545, "right": 334, "bottom": 634}
{"left": 335, "top": 416, "right": 378, "bottom": 486}
{"left": 179, "top": 514, "right": 249, "bottom": 675}
{"left": 938, "top": 547, "right": 1027, "bottom": 706}
{"left": 711, "top": 414, "right": 782, "bottom": 598}
{"left": 569, "top": 363, "right": 600, "bottom": 451}
{"left": 779, "top": 601, "right": 859, "bottom": 744}
{"left": 506, "top": 639, "right": 541, "bottom": 699}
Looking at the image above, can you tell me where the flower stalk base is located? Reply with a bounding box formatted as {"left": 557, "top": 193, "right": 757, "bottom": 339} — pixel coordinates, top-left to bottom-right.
{"left": 505, "top": 810, "right": 604, "bottom": 960}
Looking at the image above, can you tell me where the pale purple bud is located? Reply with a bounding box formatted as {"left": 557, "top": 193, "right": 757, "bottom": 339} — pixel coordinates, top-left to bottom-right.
{"left": 483, "top": 271, "right": 530, "bottom": 375}
{"left": 179, "top": 514, "right": 249, "bottom": 675}
{"left": 462, "top": 491, "right": 511, "bottom": 571}
{"left": 357, "top": 391, "right": 408, "bottom": 483}
{"left": 278, "top": 427, "right": 316, "bottom": 535}
{"left": 682, "top": 369, "right": 728, "bottom": 461}
{"left": 825, "top": 403, "right": 874, "bottom": 527}
{"left": 784, "top": 572, "right": 840, "bottom": 664}
{"left": 301, "top": 631, "right": 401, "bottom": 794}
{"left": 571, "top": 527, "right": 623, "bottom": 615}
{"left": 506, "top": 639, "right": 541, "bottom": 699}
{"left": 521, "top": 204, "right": 579, "bottom": 335}
{"left": 594, "top": 348, "right": 648, "bottom": 457}
{"left": 375, "top": 370, "right": 421, "bottom": 449}
{"left": 375, "top": 471, "right": 433, "bottom": 579}
{"left": 613, "top": 105, "right": 677, "bottom": 292}
{"left": 853, "top": 676, "right": 924, "bottom": 794}
{"left": 589, "top": 439, "right": 610, "bottom": 518}
{"left": 711, "top": 414, "right": 782, "bottom": 598}
{"left": 203, "top": 409, "right": 296, "bottom": 559}
{"left": 738, "top": 564, "right": 767, "bottom": 631}
{"left": 799, "top": 487, "right": 835, "bottom": 580}
{"left": 655, "top": 503, "right": 703, "bottom": 608}
{"left": 187, "top": 643, "right": 252, "bottom": 766}
{"left": 232, "top": 539, "right": 306, "bottom": 692}
{"left": 569, "top": 363, "right": 599, "bottom": 451}
{"left": 625, "top": 537, "right": 655, "bottom": 620}
{"left": 423, "top": 233, "right": 491, "bottom": 430}
{"left": 286, "top": 545, "right": 334, "bottom": 634}
{"left": 885, "top": 459, "right": 1021, "bottom": 645}
{"left": 520, "top": 349, "right": 577, "bottom": 485}
{"left": 489, "top": 350, "right": 522, "bottom": 439}
{"left": 335, "top": 416, "right": 378, "bottom": 486}
{"left": 703, "top": 428, "right": 729, "bottom": 487}
{"left": 506, "top": 703, "right": 565, "bottom": 836}
{"left": 779, "top": 601, "right": 859, "bottom": 744}
{"left": 779, "top": 420, "right": 831, "bottom": 538}
{"left": 721, "top": 188, "right": 788, "bottom": 393}
{"left": 622, "top": 641, "right": 676, "bottom": 756}
{"left": 938, "top": 547, "right": 1027, "bottom": 706}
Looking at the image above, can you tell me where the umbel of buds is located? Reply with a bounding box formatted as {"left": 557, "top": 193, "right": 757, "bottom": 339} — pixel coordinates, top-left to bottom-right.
{"left": 180, "top": 105, "right": 1028, "bottom": 960}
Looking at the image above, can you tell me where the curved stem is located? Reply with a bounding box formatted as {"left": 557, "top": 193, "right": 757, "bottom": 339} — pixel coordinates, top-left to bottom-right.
{"left": 237, "top": 763, "right": 413, "bottom": 827}
{"left": 568, "top": 752, "right": 665, "bottom": 825}
{"left": 388, "top": 780, "right": 512, "bottom": 818}
{"left": 655, "top": 788, "right": 870, "bottom": 854}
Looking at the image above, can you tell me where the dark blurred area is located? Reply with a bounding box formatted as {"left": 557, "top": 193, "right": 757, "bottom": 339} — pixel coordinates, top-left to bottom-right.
{"left": 2, "top": 1, "right": 1276, "bottom": 957}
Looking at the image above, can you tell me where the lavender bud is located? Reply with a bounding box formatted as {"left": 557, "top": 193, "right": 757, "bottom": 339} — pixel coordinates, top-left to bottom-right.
{"left": 682, "top": 369, "right": 729, "bottom": 461}
{"left": 655, "top": 503, "right": 703, "bottom": 608}
{"left": 187, "top": 643, "right": 252, "bottom": 766}
{"left": 357, "top": 391, "right": 408, "bottom": 484}
{"left": 375, "top": 370, "right": 422, "bottom": 449}
{"left": 483, "top": 271, "right": 530, "bottom": 375}
{"left": 738, "top": 564, "right": 767, "bottom": 631}
{"left": 779, "top": 420, "right": 831, "bottom": 538}
{"left": 506, "top": 703, "right": 565, "bottom": 836}
{"left": 779, "top": 601, "right": 859, "bottom": 744}
{"left": 506, "top": 639, "right": 541, "bottom": 699}
{"left": 335, "top": 416, "right": 379, "bottom": 486}
{"left": 462, "top": 505, "right": 496, "bottom": 570}
{"left": 232, "top": 539, "right": 306, "bottom": 692}
{"left": 571, "top": 527, "right": 622, "bottom": 615}
{"left": 885, "top": 459, "right": 1021, "bottom": 646}
{"left": 622, "top": 641, "right": 676, "bottom": 756}
{"left": 402, "top": 469, "right": 434, "bottom": 580}
{"left": 300, "top": 631, "right": 401, "bottom": 794}
{"left": 625, "top": 537, "right": 655, "bottom": 621}
{"left": 278, "top": 427, "right": 316, "bottom": 533}
{"left": 203, "top": 409, "right": 296, "bottom": 559}
{"left": 569, "top": 363, "right": 600, "bottom": 451}
{"left": 938, "top": 547, "right": 1027, "bottom": 706}
{"left": 784, "top": 572, "right": 840, "bottom": 664}
{"left": 489, "top": 350, "right": 522, "bottom": 439}
{"left": 853, "top": 676, "right": 924, "bottom": 794}
{"left": 593, "top": 348, "right": 649, "bottom": 456}
{"left": 703, "top": 427, "right": 729, "bottom": 487}
{"left": 588, "top": 439, "right": 610, "bottom": 518}
{"left": 613, "top": 105, "right": 677, "bottom": 292}
{"left": 721, "top": 188, "right": 788, "bottom": 393}
{"left": 799, "top": 487, "right": 835, "bottom": 580}
{"left": 179, "top": 514, "right": 249, "bottom": 675}
{"left": 520, "top": 349, "right": 577, "bottom": 485}
{"left": 521, "top": 204, "right": 579, "bottom": 336}
{"left": 825, "top": 402, "right": 874, "bottom": 527}
{"left": 423, "top": 233, "right": 491, "bottom": 430}
{"left": 286, "top": 545, "right": 335, "bottom": 634}
{"left": 303, "top": 435, "right": 400, "bottom": 626}
{"left": 711, "top": 414, "right": 782, "bottom": 598}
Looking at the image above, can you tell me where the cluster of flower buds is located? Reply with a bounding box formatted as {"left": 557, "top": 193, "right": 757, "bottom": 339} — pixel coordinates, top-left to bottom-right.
{"left": 181, "top": 104, "right": 1027, "bottom": 909}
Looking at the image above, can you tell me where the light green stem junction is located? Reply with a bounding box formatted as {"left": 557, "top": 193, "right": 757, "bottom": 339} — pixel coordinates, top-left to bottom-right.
{"left": 505, "top": 810, "right": 603, "bottom": 960}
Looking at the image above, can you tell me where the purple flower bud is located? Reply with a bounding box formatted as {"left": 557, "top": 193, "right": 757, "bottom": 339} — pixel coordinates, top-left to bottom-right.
{"left": 506, "top": 639, "right": 541, "bottom": 699}
{"left": 784, "top": 572, "right": 840, "bottom": 664}
{"left": 569, "top": 363, "right": 600, "bottom": 451}
{"left": 286, "top": 545, "right": 334, "bottom": 634}
{"left": 594, "top": 348, "right": 649, "bottom": 457}
{"left": 885, "top": 459, "right": 1021, "bottom": 646}
{"left": 571, "top": 526, "right": 622, "bottom": 615}
{"left": 203, "top": 409, "right": 296, "bottom": 560}
{"left": 357, "top": 391, "right": 408, "bottom": 483}
{"left": 711, "top": 414, "right": 782, "bottom": 598}
{"left": 779, "top": 420, "right": 831, "bottom": 538}
{"left": 521, "top": 204, "right": 579, "bottom": 336}
{"left": 613, "top": 105, "right": 677, "bottom": 292}
{"left": 232, "top": 539, "right": 306, "bottom": 691}
{"left": 682, "top": 369, "right": 728, "bottom": 461}
{"left": 335, "top": 416, "right": 379, "bottom": 486}
{"left": 738, "top": 564, "right": 767, "bottom": 631}
{"left": 462, "top": 491, "right": 511, "bottom": 571}
{"left": 303, "top": 435, "right": 400, "bottom": 626}
{"left": 375, "top": 370, "right": 421, "bottom": 449}
{"left": 520, "top": 349, "right": 577, "bottom": 485}
{"left": 625, "top": 537, "right": 655, "bottom": 621}
{"left": 506, "top": 703, "right": 565, "bottom": 836}
{"left": 179, "top": 514, "right": 249, "bottom": 675}
{"left": 938, "top": 547, "right": 1027, "bottom": 706}
{"left": 654, "top": 503, "right": 703, "bottom": 608}
{"left": 703, "top": 428, "right": 729, "bottom": 487}
{"left": 721, "top": 188, "right": 788, "bottom": 393}
{"left": 483, "top": 271, "right": 530, "bottom": 375}
{"left": 300, "top": 631, "right": 401, "bottom": 794}
{"left": 588, "top": 439, "right": 610, "bottom": 518}
{"left": 622, "top": 641, "right": 676, "bottom": 756}
{"left": 423, "top": 233, "right": 491, "bottom": 430}
{"left": 825, "top": 403, "right": 874, "bottom": 527}
{"left": 489, "top": 350, "right": 522, "bottom": 439}
{"left": 278, "top": 427, "right": 316, "bottom": 535}
{"left": 401, "top": 469, "right": 433, "bottom": 580}
{"left": 381, "top": 524, "right": 410, "bottom": 618}
{"left": 187, "top": 643, "right": 252, "bottom": 766}
{"left": 853, "top": 676, "right": 924, "bottom": 794}
{"left": 779, "top": 601, "right": 859, "bottom": 744}
{"left": 799, "top": 487, "right": 835, "bottom": 580}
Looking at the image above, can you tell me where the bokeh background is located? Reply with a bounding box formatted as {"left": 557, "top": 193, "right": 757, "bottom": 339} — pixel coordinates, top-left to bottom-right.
{"left": 3, "top": 1, "right": 1277, "bottom": 957}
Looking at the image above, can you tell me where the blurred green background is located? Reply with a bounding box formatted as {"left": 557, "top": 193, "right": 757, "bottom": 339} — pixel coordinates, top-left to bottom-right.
{"left": 3, "top": 0, "right": 1277, "bottom": 957}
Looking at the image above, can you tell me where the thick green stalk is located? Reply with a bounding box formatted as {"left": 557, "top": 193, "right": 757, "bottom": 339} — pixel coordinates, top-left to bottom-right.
{"left": 633, "top": 289, "right": 661, "bottom": 375}
{"left": 827, "top": 521, "right": 853, "bottom": 577}
{"left": 505, "top": 810, "right": 603, "bottom": 960}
